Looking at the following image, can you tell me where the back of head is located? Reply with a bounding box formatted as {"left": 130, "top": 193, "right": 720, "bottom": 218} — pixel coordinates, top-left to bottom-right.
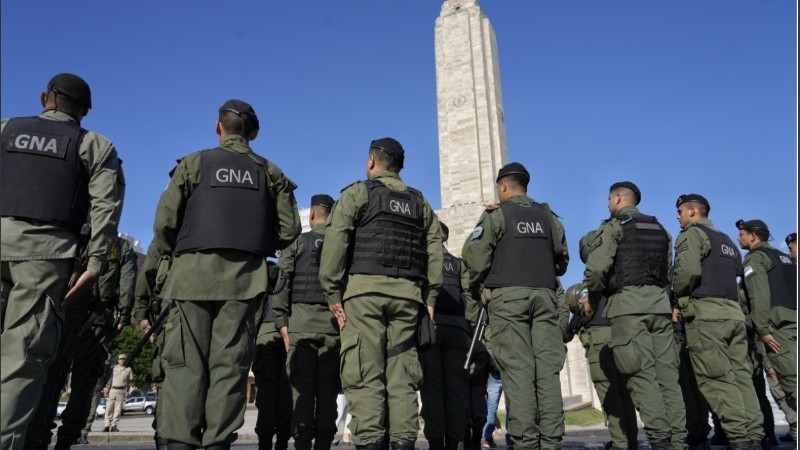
{"left": 675, "top": 193, "right": 710, "bottom": 217}
{"left": 310, "top": 194, "right": 334, "bottom": 226}
{"left": 609, "top": 181, "right": 641, "bottom": 206}
{"left": 45, "top": 73, "right": 92, "bottom": 118}
{"left": 495, "top": 162, "right": 530, "bottom": 190}
{"left": 218, "top": 99, "right": 260, "bottom": 139}
{"left": 369, "top": 137, "right": 405, "bottom": 172}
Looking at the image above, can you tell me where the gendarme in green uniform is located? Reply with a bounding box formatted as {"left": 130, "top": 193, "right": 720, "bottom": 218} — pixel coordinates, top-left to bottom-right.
{"left": 135, "top": 100, "right": 300, "bottom": 449}
{"left": 273, "top": 195, "right": 341, "bottom": 450}
{"left": 584, "top": 182, "right": 684, "bottom": 450}
{"left": 319, "top": 138, "right": 443, "bottom": 450}
{"left": 672, "top": 195, "right": 763, "bottom": 449}
{"left": 463, "top": 163, "right": 568, "bottom": 450}
{"left": 1, "top": 73, "right": 124, "bottom": 450}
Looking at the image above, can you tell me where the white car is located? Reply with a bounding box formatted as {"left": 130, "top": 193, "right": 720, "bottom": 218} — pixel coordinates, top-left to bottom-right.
{"left": 56, "top": 402, "right": 67, "bottom": 419}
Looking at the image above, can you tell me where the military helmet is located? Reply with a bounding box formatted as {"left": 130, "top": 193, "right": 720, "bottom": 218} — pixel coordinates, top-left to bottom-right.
{"left": 565, "top": 282, "right": 588, "bottom": 313}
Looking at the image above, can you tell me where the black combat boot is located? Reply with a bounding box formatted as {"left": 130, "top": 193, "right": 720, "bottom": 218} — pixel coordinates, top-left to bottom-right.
{"left": 355, "top": 442, "right": 384, "bottom": 450}
{"left": 390, "top": 442, "right": 415, "bottom": 450}
{"left": 204, "top": 444, "right": 231, "bottom": 450}
{"left": 167, "top": 443, "right": 197, "bottom": 450}
{"left": 275, "top": 434, "right": 290, "bottom": 450}
{"left": 444, "top": 436, "right": 460, "bottom": 450}
{"left": 648, "top": 440, "right": 669, "bottom": 450}
{"left": 428, "top": 438, "right": 445, "bottom": 450}
{"left": 315, "top": 438, "right": 334, "bottom": 450}
{"left": 54, "top": 440, "right": 72, "bottom": 450}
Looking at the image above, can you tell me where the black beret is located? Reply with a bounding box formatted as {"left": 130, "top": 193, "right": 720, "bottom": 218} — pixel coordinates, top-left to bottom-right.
{"left": 496, "top": 162, "right": 530, "bottom": 184}
{"left": 786, "top": 233, "right": 797, "bottom": 244}
{"left": 47, "top": 73, "right": 92, "bottom": 108}
{"left": 311, "top": 194, "right": 334, "bottom": 210}
{"left": 676, "top": 193, "right": 710, "bottom": 212}
{"left": 219, "top": 99, "right": 260, "bottom": 130}
{"left": 609, "top": 181, "right": 641, "bottom": 205}
{"left": 736, "top": 219, "right": 770, "bottom": 234}
{"left": 370, "top": 137, "right": 405, "bottom": 169}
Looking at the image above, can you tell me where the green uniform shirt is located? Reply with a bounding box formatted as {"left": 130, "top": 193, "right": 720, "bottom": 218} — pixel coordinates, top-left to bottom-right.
{"left": 584, "top": 205, "right": 673, "bottom": 318}
{"left": 273, "top": 223, "right": 339, "bottom": 334}
{"left": 742, "top": 242, "right": 797, "bottom": 336}
{"left": 135, "top": 135, "right": 301, "bottom": 302}
{"left": 672, "top": 218, "right": 744, "bottom": 321}
{"left": 319, "top": 171, "right": 443, "bottom": 307}
{"left": 1, "top": 110, "right": 124, "bottom": 274}
{"left": 463, "top": 195, "right": 569, "bottom": 289}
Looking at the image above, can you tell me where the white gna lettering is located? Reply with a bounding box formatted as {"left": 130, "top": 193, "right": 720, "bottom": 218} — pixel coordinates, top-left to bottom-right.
{"left": 516, "top": 221, "right": 544, "bottom": 234}
{"left": 721, "top": 244, "right": 736, "bottom": 257}
{"left": 389, "top": 199, "right": 411, "bottom": 215}
{"left": 216, "top": 168, "right": 254, "bottom": 184}
{"left": 444, "top": 261, "right": 455, "bottom": 272}
{"left": 14, "top": 134, "right": 58, "bottom": 153}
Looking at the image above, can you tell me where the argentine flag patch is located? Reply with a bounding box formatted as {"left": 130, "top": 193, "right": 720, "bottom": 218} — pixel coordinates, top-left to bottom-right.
{"left": 471, "top": 226, "right": 484, "bottom": 240}
{"left": 744, "top": 265, "right": 754, "bottom": 278}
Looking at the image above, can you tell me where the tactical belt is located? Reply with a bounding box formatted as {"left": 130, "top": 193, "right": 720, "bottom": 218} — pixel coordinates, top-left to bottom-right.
{"left": 386, "top": 338, "right": 415, "bottom": 358}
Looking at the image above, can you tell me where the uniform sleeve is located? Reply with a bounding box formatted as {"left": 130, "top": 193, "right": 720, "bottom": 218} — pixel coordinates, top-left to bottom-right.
{"left": 743, "top": 251, "right": 773, "bottom": 336}
{"left": 135, "top": 155, "right": 198, "bottom": 302}
{"left": 555, "top": 279, "right": 569, "bottom": 338}
{"left": 463, "top": 262, "right": 481, "bottom": 332}
{"left": 423, "top": 201, "right": 444, "bottom": 307}
{"left": 671, "top": 228, "right": 704, "bottom": 298}
{"left": 464, "top": 210, "right": 503, "bottom": 288}
{"left": 267, "top": 165, "right": 301, "bottom": 250}
{"left": 272, "top": 238, "right": 299, "bottom": 330}
{"left": 81, "top": 133, "right": 125, "bottom": 274}
{"left": 552, "top": 215, "right": 569, "bottom": 276}
{"left": 319, "top": 183, "right": 366, "bottom": 305}
{"left": 584, "top": 221, "right": 619, "bottom": 294}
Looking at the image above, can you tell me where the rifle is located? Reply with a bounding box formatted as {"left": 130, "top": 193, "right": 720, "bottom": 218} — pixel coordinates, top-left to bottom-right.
{"left": 464, "top": 307, "right": 488, "bottom": 370}
{"left": 125, "top": 301, "right": 171, "bottom": 368}
{"left": 565, "top": 304, "right": 585, "bottom": 341}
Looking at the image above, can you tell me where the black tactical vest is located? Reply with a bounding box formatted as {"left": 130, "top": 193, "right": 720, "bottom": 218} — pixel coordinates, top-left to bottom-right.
{"left": 174, "top": 148, "right": 275, "bottom": 256}
{"left": 1, "top": 116, "right": 89, "bottom": 233}
{"left": 291, "top": 231, "right": 325, "bottom": 305}
{"left": 438, "top": 251, "right": 465, "bottom": 316}
{"left": 752, "top": 247, "right": 797, "bottom": 310}
{"left": 347, "top": 180, "right": 427, "bottom": 281}
{"left": 585, "top": 295, "right": 611, "bottom": 328}
{"left": 612, "top": 213, "right": 670, "bottom": 291}
{"left": 690, "top": 224, "right": 740, "bottom": 301}
{"left": 483, "top": 201, "right": 557, "bottom": 289}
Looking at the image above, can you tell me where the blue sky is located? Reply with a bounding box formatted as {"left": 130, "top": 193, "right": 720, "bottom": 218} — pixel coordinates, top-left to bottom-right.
{"left": 2, "top": 1, "right": 796, "bottom": 287}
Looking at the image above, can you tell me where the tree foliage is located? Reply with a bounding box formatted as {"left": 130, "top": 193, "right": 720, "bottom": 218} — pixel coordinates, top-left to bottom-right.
{"left": 108, "top": 326, "right": 156, "bottom": 390}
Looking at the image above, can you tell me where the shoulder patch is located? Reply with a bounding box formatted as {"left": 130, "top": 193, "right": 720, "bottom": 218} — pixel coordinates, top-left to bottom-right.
{"left": 743, "top": 265, "right": 755, "bottom": 278}
{"left": 470, "top": 226, "right": 484, "bottom": 240}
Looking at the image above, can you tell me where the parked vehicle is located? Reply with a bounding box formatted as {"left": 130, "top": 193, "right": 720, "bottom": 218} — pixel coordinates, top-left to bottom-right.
{"left": 95, "top": 398, "right": 107, "bottom": 419}
{"left": 122, "top": 392, "right": 157, "bottom": 415}
{"left": 56, "top": 402, "right": 67, "bottom": 419}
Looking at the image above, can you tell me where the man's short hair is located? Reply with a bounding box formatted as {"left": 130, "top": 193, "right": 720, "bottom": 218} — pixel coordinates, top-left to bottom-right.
{"left": 219, "top": 110, "right": 258, "bottom": 138}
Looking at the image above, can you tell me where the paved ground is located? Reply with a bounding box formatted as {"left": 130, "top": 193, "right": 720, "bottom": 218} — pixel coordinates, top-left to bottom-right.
{"left": 57, "top": 407, "right": 793, "bottom": 449}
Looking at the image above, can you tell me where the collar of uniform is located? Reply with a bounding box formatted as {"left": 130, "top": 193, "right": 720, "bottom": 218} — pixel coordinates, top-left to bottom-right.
{"left": 220, "top": 134, "right": 253, "bottom": 153}
{"left": 506, "top": 195, "right": 532, "bottom": 205}
{"left": 615, "top": 205, "right": 639, "bottom": 217}
{"left": 370, "top": 170, "right": 401, "bottom": 181}
{"left": 686, "top": 217, "right": 714, "bottom": 229}
{"left": 40, "top": 109, "right": 79, "bottom": 123}
{"left": 751, "top": 241, "right": 772, "bottom": 251}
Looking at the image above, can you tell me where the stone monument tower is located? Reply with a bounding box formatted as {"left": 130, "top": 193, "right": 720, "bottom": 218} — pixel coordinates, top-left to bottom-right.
{"left": 434, "top": 0, "right": 508, "bottom": 255}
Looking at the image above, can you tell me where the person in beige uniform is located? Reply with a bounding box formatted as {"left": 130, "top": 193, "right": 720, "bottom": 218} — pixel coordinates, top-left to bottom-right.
{"left": 102, "top": 354, "right": 133, "bottom": 432}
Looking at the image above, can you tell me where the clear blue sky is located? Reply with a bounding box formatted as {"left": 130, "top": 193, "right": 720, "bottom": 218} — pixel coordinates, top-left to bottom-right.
{"left": 2, "top": 1, "right": 797, "bottom": 287}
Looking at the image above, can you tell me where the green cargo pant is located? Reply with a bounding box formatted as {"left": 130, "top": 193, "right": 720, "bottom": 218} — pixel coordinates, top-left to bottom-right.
{"left": 1, "top": 259, "right": 70, "bottom": 450}
{"left": 420, "top": 322, "right": 469, "bottom": 445}
{"left": 287, "top": 331, "right": 341, "bottom": 450}
{"left": 339, "top": 295, "right": 421, "bottom": 446}
{"left": 609, "top": 314, "right": 686, "bottom": 448}
{"left": 159, "top": 298, "right": 257, "bottom": 447}
{"left": 253, "top": 322, "right": 292, "bottom": 445}
{"left": 464, "top": 349, "right": 487, "bottom": 450}
{"left": 486, "top": 286, "right": 565, "bottom": 450}
{"left": 684, "top": 318, "right": 762, "bottom": 443}
{"left": 674, "top": 329, "right": 711, "bottom": 448}
{"left": 579, "top": 326, "right": 638, "bottom": 449}
{"left": 768, "top": 373, "right": 797, "bottom": 436}
{"left": 766, "top": 320, "right": 797, "bottom": 414}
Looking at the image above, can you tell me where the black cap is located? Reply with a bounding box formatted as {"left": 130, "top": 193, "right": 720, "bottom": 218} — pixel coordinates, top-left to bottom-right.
{"left": 786, "top": 232, "right": 797, "bottom": 245}
{"left": 736, "top": 219, "right": 770, "bottom": 234}
{"left": 609, "top": 181, "right": 641, "bottom": 205}
{"left": 370, "top": 137, "right": 404, "bottom": 169}
{"left": 676, "top": 193, "right": 710, "bottom": 212}
{"left": 439, "top": 222, "right": 450, "bottom": 241}
{"left": 496, "top": 162, "right": 530, "bottom": 185}
{"left": 311, "top": 194, "right": 334, "bottom": 210}
{"left": 47, "top": 73, "right": 92, "bottom": 108}
{"left": 219, "top": 99, "right": 260, "bottom": 130}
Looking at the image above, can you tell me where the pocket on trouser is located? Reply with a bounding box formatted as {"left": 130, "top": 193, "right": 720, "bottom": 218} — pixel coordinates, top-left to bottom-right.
{"left": 25, "top": 293, "right": 63, "bottom": 366}
{"left": 610, "top": 334, "right": 641, "bottom": 376}
{"left": 339, "top": 331, "right": 363, "bottom": 390}
{"left": 160, "top": 308, "right": 186, "bottom": 369}
{"left": 236, "top": 317, "right": 257, "bottom": 372}
{"left": 687, "top": 342, "right": 729, "bottom": 379}
{"left": 400, "top": 348, "right": 423, "bottom": 391}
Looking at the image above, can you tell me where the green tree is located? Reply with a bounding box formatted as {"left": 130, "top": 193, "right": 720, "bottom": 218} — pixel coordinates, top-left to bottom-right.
{"left": 108, "top": 326, "right": 156, "bottom": 390}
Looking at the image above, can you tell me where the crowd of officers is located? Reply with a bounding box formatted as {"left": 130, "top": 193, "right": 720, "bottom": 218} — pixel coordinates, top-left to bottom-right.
{"left": 0, "top": 73, "right": 796, "bottom": 450}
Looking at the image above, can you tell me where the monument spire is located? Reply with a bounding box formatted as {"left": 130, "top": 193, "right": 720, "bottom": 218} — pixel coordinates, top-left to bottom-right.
{"left": 435, "top": 0, "right": 509, "bottom": 254}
